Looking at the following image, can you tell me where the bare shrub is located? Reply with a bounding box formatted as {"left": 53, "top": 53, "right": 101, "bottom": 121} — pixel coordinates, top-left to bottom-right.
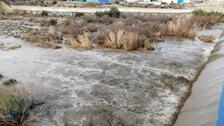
{"left": 84, "top": 23, "right": 99, "bottom": 33}
{"left": 62, "top": 26, "right": 83, "bottom": 37}
{"left": 97, "top": 15, "right": 114, "bottom": 25}
{"left": 21, "top": 30, "right": 62, "bottom": 49}
{"left": 166, "top": 16, "right": 198, "bottom": 38}
{"left": 66, "top": 33, "right": 93, "bottom": 49}
{"left": 82, "top": 15, "right": 97, "bottom": 23}
{"left": 62, "top": 19, "right": 71, "bottom": 26}
{"left": 122, "top": 32, "right": 139, "bottom": 51}
{"left": 40, "top": 19, "right": 48, "bottom": 27}
{"left": 191, "top": 16, "right": 219, "bottom": 28}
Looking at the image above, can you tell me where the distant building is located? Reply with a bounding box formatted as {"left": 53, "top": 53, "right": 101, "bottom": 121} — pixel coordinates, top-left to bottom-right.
{"left": 86, "top": 0, "right": 109, "bottom": 3}
{"left": 125, "top": 0, "right": 192, "bottom": 3}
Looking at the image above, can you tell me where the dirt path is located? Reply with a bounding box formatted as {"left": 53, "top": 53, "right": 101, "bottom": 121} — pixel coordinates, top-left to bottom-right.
{"left": 174, "top": 39, "right": 224, "bottom": 126}
{"left": 11, "top": 5, "right": 193, "bottom": 14}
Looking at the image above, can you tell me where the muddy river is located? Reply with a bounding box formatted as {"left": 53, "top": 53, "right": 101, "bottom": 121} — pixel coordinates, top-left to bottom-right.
{"left": 0, "top": 27, "right": 223, "bottom": 126}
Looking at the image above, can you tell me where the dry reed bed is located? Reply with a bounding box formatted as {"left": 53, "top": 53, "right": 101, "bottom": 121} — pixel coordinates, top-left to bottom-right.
{"left": 20, "top": 9, "right": 223, "bottom": 51}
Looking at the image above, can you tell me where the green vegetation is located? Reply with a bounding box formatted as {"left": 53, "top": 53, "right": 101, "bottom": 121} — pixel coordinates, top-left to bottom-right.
{"left": 41, "top": 11, "right": 48, "bottom": 17}
{"left": 192, "top": 9, "right": 224, "bottom": 22}
{"left": 48, "top": 19, "right": 57, "bottom": 26}
{"left": 95, "top": 7, "right": 120, "bottom": 18}
{"left": 75, "top": 12, "right": 85, "bottom": 17}
{"left": 192, "top": 9, "right": 224, "bottom": 17}
{"left": 0, "top": 87, "right": 32, "bottom": 125}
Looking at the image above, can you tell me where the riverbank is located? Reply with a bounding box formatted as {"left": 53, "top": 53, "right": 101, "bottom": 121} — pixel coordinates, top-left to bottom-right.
{"left": 175, "top": 32, "right": 224, "bottom": 126}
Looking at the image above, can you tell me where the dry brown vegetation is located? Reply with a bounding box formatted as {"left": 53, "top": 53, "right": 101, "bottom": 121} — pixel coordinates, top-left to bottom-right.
{"left": 65, "top": 33, "right": 93, "bottom": 49}
{"left": 0, "top": 85, "right": 33, "bottom": 126}
{"left": 21, "top": 29, "right": 62, "bottom": 49}
{"left": 18, "top": 9, "right": 223, "bottom": 51}
{"left": 199, "top": 35, "right": 214, "bottom": 43}
{"left": 166, "top": 16, "right": 198, "bottom": 38}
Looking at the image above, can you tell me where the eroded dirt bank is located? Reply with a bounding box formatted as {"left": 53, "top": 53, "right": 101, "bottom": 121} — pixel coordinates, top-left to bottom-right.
{"left": 0, "top": 25, "right": 223, "bottom": 126}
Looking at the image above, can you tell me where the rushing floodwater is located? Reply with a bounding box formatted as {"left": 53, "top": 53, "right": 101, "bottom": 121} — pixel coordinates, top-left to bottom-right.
{"left": 0, "top": 28, "right": 223, "bottom": 126}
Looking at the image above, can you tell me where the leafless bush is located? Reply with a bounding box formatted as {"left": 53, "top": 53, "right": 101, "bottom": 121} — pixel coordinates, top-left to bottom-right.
{"left": 191, "top": 15, "right": 219, "bottom": 28}
{"left": 84, "top": 23, "right": 99, "bottom": 33}
{"left": 21, "top": 29, "right": 62, "bottom": 49}
{"left": 122, "top": 32, "right": 139, "bottom": 51}
{"left": 65, "top": 33, "right": 93, "bottom": 49}
{"left": 104, "top": 30, "right": 142, "bottom": 51}
{"left": 166, "top": 16, "right": 198, "bottom": 38}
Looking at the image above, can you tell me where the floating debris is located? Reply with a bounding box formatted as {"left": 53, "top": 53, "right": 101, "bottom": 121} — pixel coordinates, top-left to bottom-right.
{"left": 199, "top": 35, "right": 214, "bottom": 43}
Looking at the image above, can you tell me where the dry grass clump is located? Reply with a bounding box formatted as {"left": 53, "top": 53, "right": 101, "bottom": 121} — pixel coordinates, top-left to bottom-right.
{"left": 166, "top": 16, "right": 198, "bottom": 38}
{"left": 21, "top": 29, "right": 62, "bottom": 49}
{"left": 94, "top": 24, "right": 154, "bottom": 51}
{"left": 20, "top": 11, "right": 223, "bottom": 51}
{"left": 0, "top": 87, "right": 32, "bottom": 126}
{"left": 61, "top": 19, "right": 85, "bottom": 38}
{"left": 65, "top": 33, "right": 93, "bottom": 49}
{"left": 122, "top": 32, "right": 140, "bottom": 51}
{"left": 165, "top": 15, "right": 221, "bottom": 38}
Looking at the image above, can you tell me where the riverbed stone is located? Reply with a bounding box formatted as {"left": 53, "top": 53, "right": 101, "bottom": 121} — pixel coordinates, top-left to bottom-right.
{"left": 7, "top": 44, "right": 21, "bottom": 50}
{"left": 3, "top": 79, "right": 18, "bottom": 86}
{"left": 0, "top": 74, "right": 3, "bottom": 80}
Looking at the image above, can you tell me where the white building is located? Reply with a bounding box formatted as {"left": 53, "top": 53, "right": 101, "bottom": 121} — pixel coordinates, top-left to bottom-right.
{"left": 126, "top": 0, "right": 192, "bottom": 4}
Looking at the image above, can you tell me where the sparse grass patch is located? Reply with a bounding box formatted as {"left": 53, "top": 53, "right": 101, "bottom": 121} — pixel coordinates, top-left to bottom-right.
{"left": 193, "top": 9, "right": 224, "bottom": 17}
{"left": 192, "top": 9, "right": 224, "bottom": 22}
{"left": 0, "top": 87, "right": 32, "bottom": 126}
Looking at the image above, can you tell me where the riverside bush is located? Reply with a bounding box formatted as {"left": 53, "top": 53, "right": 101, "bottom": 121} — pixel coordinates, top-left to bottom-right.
{"left": 0, "top": 87, "right": 32, "bottom": 126}
{"left": 95, "top": 7, "right": 120, "bottom": 18}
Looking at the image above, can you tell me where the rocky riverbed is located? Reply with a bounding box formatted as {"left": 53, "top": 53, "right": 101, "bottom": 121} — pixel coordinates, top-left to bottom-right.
{"left": 0, "top": 23, "right": 223, "bottom": 126}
